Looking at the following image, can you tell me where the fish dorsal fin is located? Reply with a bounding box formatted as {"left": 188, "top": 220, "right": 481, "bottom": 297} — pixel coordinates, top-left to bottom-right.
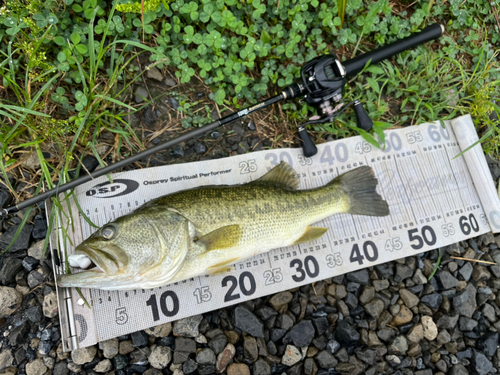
{"left": 196, "top": 225, "right": 242, "bottom": 251}
{"left": 256, "top": 161, "right": 299, "bottom": 190}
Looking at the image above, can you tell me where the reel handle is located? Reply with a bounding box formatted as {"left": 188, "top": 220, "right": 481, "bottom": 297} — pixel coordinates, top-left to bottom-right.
{"left": 298, "top": 127, "right": 318, "bottom": 157}
{"left": 353, "top": 101, "right": 374, "bottom": 131}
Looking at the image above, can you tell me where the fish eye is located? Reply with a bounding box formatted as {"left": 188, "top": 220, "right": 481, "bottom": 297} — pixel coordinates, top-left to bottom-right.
{"left": 101, "top": 226, "right": 116, "bottom": 240}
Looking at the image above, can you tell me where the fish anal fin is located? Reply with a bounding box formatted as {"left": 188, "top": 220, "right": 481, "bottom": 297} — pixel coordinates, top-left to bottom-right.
{"left": 207, "top": 266, "right": 236, "bottom": 275}
{"left": 197, "top": 225, "right": 242, "bottom": 251}
{"left": 293, "top": 226, "right": 328, "bottom": 245}
{"left": 255, "top": 161, "right": 299, "bottom": 190}
{"left": 207, "top": 257, "right": 240, "bottom": 275}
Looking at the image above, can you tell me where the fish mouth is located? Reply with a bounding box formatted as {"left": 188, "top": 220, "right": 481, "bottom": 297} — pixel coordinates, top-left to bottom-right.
{"left": 72, "top": 244, "right": 122, "bottom": 275}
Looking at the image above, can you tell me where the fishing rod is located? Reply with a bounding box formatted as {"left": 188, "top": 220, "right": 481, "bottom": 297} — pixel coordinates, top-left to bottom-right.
{"left": 0, "top": 23, "right": 444, "bottom": 217}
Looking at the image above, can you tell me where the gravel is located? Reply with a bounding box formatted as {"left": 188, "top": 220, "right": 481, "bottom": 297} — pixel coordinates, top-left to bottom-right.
{"left": 2, "top": 91, "right": 500, "bottom": 375}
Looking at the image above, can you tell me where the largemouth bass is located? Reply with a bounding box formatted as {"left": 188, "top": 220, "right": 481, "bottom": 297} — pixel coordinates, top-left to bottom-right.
{"left": 57, "top": 162, "right": 389, "bottom": 290}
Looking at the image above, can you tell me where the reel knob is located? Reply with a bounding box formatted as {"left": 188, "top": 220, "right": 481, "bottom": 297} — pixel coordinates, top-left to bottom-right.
{"left": 353, "top": 100, "right": 374, "bottom": 131}
{"left": 298, "top": 127, "right": 318, "bottom": 157}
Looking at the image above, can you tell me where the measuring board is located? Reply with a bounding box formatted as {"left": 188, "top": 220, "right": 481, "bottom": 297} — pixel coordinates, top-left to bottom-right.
{"left": 49, "top": 114, "right": 500, "bottom": 351}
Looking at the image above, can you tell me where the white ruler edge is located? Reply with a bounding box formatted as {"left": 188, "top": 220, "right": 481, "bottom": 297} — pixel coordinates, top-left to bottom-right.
{"left": 451, "top": 114, "right": 500, "bottom": 233}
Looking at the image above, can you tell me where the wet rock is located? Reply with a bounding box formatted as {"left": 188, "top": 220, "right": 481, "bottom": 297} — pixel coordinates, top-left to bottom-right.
{"left": 283, "top": 320, "right": 315, "bottom": 347}
{"left": 0, "top": 258, "right": 23, "bottom": 285}
{"left": 234, "top": 306, "right": 264, "bottom": 338}
{"left": 0, "top": 287, "right": 22, "bottom": 317}
{"left": 335, "top": 320, "right": 360, "bottom": 345}
{"left": 173, "top": 314, "right": 203, "bottom": 337}
{"left": 170, "top": 146, "right": 184, "bottom": 158}
{"left": 9, "top": 320, "right": 29, "bottom": 346}
{"left": 131, "top": 330, "right": 149, "bottom": 347}
{"left": 0, "top": 224, "right": 33, "bottom": 253}
{"left": 22, "top": 256, "right": 39, "bottom": 272}
{"left": 142, "top": 106, "right": 159, "bottom": 127}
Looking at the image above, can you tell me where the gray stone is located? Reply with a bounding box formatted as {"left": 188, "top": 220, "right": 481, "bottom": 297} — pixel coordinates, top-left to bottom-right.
{"left": 146, "top": 66, "right": 164, "bottom": 81}
{"left": 0, "top": 287, "right": 22, "bottom": 317}
{"left": 269, "top": 292, "right": 293, "bottom": 311}
{"left": 99, "top": 338, "right": 119, "bottom": 359}
{"left": 0, "top": 350, "right": 13, "bottom": 371}
{"left": 71, "top": 346, "right": 97, "bottom": 365}
{"left": 134, "top": 86, "right": 149, "bottom": 103}
{"left": 234, "top": 306, "right": 264, "bottom": 338}
{"left": 459, "top": 317, "right": 478, "bottom": 331}
{"left": 175, "top": 337, "right": 197, "bottom": 353}
{"left": 421, "top": 293, "right": 442, "bottom": 309}
{"left": 254, "top": 357, "right": 271, "bottom": 375}
{"left": 389, "top": 336, "right": 408, "bottom": 355}
{"left": 472, "top": 350, "right": 493, "bottom": 375}
{"left": 448, "top": 364, "right": 468, "bottom": 375}
{"left": 459, "top": 262, "right": 473, "bottom": 281}
{"left": 165, "top": 77, "right": 176, "bottom": 86}
{"left": 395, "top": 264, "right": 413, "bottom": 282}
{"left": 26, "top": 359, "right": 47, "bottom": 375}
{"left": 173, "top": 314, "right": 203, "bottom": 337}
{"left": 27, "top": 269, "right": 45, "bottom": 288}
{"left": 436, "top": 313, "right": 459, "bottom": 329}
{"left": 364, "top": 299, "right": 385, "bottom": 319}
{"left": 315, "top": 350, "right": 338, "bottom": 369}
{"left": 94, "top": 359, "right": 112, "bottom": 373}
{"left": 346, "top": 269, "right": 370, "bottom": 285}
{"left": 243, "top": 336, "right": 258, "bottom": 362}
{"left": 438, "top": 271, "right": 459, "bottom": 289}
{"left": 53, "top": 361, "right": 69, "bottom": 375}
{"left": 454, "top": 283, "right": 477, "bottom": 318}
{"left": 283, "top": 320, "right": 315, "bottom": 347}
{"left": 196, "top": 348, "right": 216, "bottom": 365}
{"left": 149, "top": 345, "right": 172, "bottom": 369}
{"left": 399, "top": 289, "right": 419, "bottom": 308}
{"left": 208, "top": 334, "right": 227, "bottom": 354}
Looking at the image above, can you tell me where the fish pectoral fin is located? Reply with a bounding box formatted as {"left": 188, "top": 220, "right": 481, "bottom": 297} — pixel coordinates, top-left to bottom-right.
{"left": 196, "top": 225, "right": 242, "bottom": 251}
{"left": 206, "top": 257, "right": 240, "bottom": 275}
{"left": 292, "top": 226, "right": 328, "bottom": 245}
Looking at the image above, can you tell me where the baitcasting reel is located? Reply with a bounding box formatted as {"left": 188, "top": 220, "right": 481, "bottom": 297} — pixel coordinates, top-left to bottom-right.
{"left": 0, "top": 24, "right": 444, "bottom": 217}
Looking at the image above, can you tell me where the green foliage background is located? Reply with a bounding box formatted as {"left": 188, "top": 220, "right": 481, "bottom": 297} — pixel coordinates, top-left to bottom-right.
{"left": 0, "top": 0, "right": 499, "bottom": 160}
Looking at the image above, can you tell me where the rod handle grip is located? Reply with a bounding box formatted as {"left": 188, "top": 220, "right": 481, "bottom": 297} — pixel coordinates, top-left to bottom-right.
{"left": 298, "top": 127, "right": 318, "bottom": 157}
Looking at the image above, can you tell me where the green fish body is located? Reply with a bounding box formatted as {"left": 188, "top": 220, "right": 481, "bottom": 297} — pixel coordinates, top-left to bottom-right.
{"left": 57, "top": 162, "right": 389, "bottom": 290}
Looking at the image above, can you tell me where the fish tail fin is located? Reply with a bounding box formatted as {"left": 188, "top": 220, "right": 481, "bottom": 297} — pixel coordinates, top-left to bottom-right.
{"left": 329, "top": 166, "right": 390, "bottom": 216}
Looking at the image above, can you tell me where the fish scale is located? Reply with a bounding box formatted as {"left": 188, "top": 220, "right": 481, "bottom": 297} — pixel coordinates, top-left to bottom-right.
{"left": 57, "top": 163, "right": 389, "bottom": 290}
